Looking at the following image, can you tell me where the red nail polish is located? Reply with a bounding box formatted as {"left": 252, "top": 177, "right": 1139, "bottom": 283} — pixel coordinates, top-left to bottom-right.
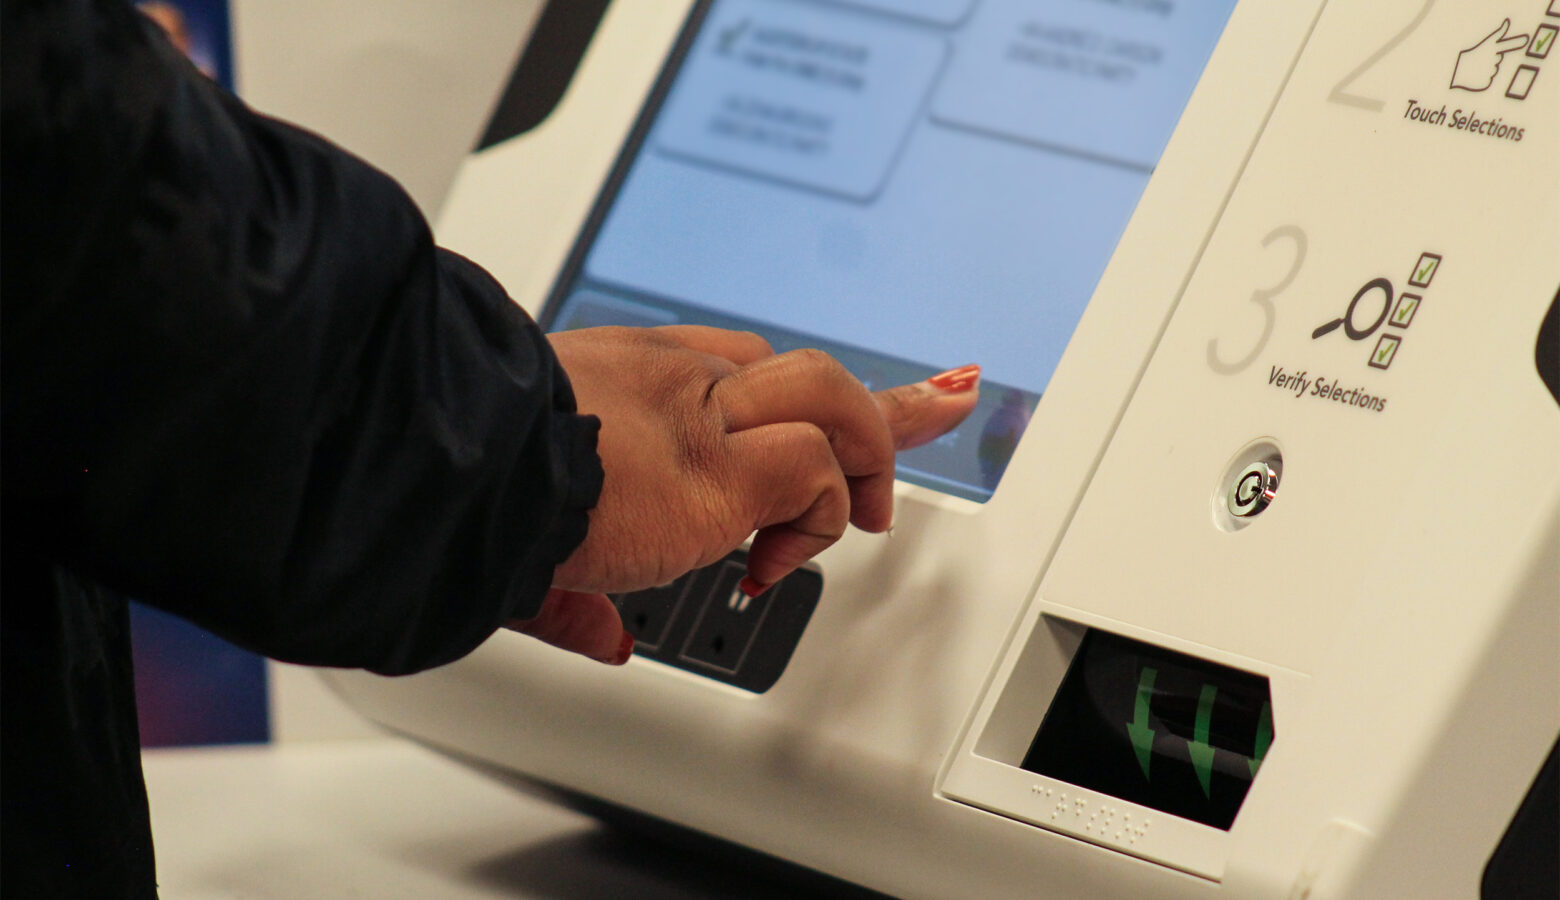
{"left": 599, "top": 631, "right": 634, "bottom": 666}
{"left": 927, "top": 364, "right": 980, "bottom": 392}
{"left": 739, "top": 576, "right": 770, "bottom": 598}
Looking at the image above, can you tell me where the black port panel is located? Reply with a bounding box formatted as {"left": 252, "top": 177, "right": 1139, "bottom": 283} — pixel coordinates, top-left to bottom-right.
{"left": 679, "top": 559, "right": 772, "bottom": 674}
{"left": 614, "top": 579, "right": 691, "bottom": 652}
{"left": 609, "top": 548, "right": 821, "bottom": 693}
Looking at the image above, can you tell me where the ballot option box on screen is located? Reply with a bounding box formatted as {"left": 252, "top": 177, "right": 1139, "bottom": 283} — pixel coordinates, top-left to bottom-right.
{"left": 930, "top": 0, "right": 1235, "bottom": 170}
{"left": 652, "top": 0, "right": 947, "bottom": 201}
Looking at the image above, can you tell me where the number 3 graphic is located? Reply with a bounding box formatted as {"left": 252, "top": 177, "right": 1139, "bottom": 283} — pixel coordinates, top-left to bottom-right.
{"left": 1207, "top": 225, "right": 1308, "bottom": 375}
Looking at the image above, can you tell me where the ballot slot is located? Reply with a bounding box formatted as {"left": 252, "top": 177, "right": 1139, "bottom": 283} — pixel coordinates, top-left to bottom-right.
{"left": 1020, "top": 629, "right": 1273, "bottom": 832}
{"left": 943, "top": 614, "right": 1293, "bottom": 879}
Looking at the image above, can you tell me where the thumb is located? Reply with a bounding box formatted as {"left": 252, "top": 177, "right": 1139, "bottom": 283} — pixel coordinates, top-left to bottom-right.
{"left": 507, "top": 589, "right": 634, "bottom": 665}
{"left": 874, "top": 364, "right": 981, "bottom": 451}
{"left": 1474, "top": 19, "right": 1509, "bottom": 48}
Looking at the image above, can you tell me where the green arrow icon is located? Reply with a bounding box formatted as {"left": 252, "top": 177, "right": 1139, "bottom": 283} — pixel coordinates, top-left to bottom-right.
{"left": 1248, "top": 701, "right": 1273, "bottom": 778}
{"left": 1126, "top": 667, "right": 1157, "bottom": 781}
{"left": 1187, "top": 684, "right": 1218, "bottom": 798}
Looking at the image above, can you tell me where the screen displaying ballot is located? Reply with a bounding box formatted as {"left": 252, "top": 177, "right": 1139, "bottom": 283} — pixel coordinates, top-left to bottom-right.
{"left": 544, "top": 0, "right": 1237, "bottom": 501}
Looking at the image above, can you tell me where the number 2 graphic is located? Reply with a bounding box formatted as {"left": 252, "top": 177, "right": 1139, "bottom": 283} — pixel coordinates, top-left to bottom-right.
{"left": 1329, "top": 0, "right": 1438, "bottom": 111}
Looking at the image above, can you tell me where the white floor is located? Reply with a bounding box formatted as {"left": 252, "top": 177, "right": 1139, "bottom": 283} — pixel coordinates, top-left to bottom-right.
{"left": 142, "top": 738, "right": 872, "bottom": 899}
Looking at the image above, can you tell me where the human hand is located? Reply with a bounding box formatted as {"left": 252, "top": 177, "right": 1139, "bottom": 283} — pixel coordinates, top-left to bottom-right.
{"left": 507, "top": 325, "right": 980, "bottom": 664}
{"left": 1450, "top": 19, "right": 1530, "bottom": 92}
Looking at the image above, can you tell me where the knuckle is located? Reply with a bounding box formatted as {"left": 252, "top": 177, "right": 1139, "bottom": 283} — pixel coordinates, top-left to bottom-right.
{"left": 738, "top": 330, "right": 774, "bottom": 356}
{"left": 796, "top": 422, "right": 837, "bottom": 463}
{"left": 812, "top": 490, "right": 851, "bottom": 540}
{"left": 876, "top": 384, "right": 915, "bottom": 422}
{"left": 786, "top": 346, "right": 841, "bottom": 376}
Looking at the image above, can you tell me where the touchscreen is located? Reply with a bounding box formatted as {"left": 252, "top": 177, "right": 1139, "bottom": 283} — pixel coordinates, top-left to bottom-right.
{"left": 545, "top": 0, "right": 1237, "bottom": 502}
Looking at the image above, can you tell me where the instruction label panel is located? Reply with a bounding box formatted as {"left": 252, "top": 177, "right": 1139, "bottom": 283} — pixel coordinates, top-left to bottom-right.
{"left": 653, "top": 0, "right": 946, "bottom": 200}
{"left": 930, "top": 0, "right": 1235, "bottom": 168}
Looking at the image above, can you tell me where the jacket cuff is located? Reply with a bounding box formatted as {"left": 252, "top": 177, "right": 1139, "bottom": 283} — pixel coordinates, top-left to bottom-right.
{"left": 502, "top": 410, "right": 602, "bottom": 623}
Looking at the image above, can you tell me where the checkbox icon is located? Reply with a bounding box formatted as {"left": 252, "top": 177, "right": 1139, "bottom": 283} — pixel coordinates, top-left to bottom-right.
{"left": 1549, "top": 0, "right": 1560, "bottom": 18}
{"left": 1390, "top": 293, "right": 1422, "bottom": 328}
{"left": 1532, "top": 25, "right": 1558, "bottom": 59}
{"left": 1507, "top": 64, "right": 1540, "bottom": 100}
{"left": 1409, "top": 252, "right": 1441, "bottom": 288}
{"left": 1370, "top": 334, "right": 1402, "bottom": 370}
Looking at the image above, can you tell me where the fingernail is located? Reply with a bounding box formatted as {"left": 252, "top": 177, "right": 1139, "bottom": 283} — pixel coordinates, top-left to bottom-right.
{"left": 597, "top": 631, "right": 635, "bottom": 666}
{"left": 926, "top": 364, "right": 980, "bottom": 392}
{"left": 739, "top": 575, "right": 771, "bottom": 598}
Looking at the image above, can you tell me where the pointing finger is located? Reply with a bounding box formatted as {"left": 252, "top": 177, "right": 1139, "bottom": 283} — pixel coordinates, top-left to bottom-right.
{"left": 1486, "top": 19, "right": 1530, "bottom": 53}
{"left": 1496, "top": 32, "right": 1532, "bottom": 53}
{"left": 874, "top": 364, "right": 982, "bottom": 451}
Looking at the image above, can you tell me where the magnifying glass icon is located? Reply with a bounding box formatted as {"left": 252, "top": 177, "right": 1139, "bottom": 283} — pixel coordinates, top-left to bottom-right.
{"left": 1314, "top": 277, "right": 1394, "bottom": 340}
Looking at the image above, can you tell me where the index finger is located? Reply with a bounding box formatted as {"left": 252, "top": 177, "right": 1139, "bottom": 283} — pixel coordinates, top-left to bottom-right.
{"left": 1497, "top": 32, "right": 1532, "bottom": 52}
{"left": 874, "top": 364, "right": 982, "bottom": 450}
{"left": 1485, "top": 19, "right": 1530, "bottom": 53}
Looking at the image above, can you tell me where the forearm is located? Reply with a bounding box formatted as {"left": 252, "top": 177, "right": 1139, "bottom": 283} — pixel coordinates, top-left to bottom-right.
{"left": 1, "top": 0, "right": 602, "bottom": 674}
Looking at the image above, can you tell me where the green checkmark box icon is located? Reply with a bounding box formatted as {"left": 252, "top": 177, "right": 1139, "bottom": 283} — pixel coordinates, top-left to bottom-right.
{"left": 1392, "top": 294, "right": 1421, "bottom": 327}
{"left": 1410, "top": 252, "right": 1441, "bottom": 287}
{"left": 1370, "top": 334, "right": 1401, "bottom": 370}
{"left": 1533, "top": 27, "right": 1556, "bottom": 58}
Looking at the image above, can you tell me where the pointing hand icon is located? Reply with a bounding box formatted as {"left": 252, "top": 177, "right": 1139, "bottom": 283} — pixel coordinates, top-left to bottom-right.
{"left": 1451, "top": 19, "right": 1531, "bottom": 92}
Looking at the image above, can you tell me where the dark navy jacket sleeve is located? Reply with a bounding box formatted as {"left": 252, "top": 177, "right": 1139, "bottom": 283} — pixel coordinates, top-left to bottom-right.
{"left": 1, "top": 0, "right": 604, "bottom": 675}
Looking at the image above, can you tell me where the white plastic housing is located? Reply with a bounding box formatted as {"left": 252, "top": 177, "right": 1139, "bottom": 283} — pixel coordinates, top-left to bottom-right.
{"left": 329, "top": 1, "right": 1560, "bottom": 897}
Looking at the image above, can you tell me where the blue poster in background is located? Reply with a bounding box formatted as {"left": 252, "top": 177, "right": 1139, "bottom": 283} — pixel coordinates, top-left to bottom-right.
{"left": 135, "top": 0, "right": 235, "bottom": 88}
{"left": 130, "top": 603, "right": 269, "bottom": 746}
{"left": 128, "top": 0, "right": 269, "bottom": 747}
